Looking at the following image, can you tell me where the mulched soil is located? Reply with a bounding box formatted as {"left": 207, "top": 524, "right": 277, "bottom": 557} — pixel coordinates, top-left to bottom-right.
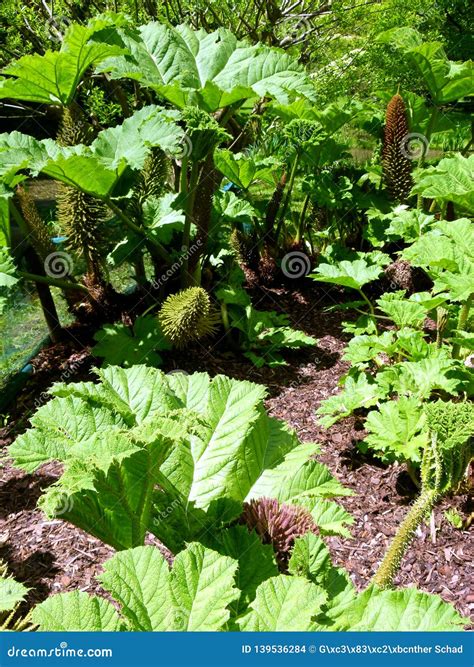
{"left": 0, "top": 283, "right": 473, "bottom": 623}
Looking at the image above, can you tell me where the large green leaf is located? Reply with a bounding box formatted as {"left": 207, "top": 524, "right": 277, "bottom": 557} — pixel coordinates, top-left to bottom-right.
{"left": 91, "top": 105, "right": 183, "bottom": 171}
{"left": 32, "top": 543, "right": 239, "bottom": 631}
{"left": 343, "top": 331, "right": 396, "bottom": 367}
{"left": 411, "top": 155, "right": 474, "bottom": 214}
{"left": 402, "top": 218, "right": 474, "bottom": 302}
{"left": 0, "top": 132, "right": 118, "bottom": 196}
{"left": 92, "top": 315, "right": 171, "bottom": 368}
{"left": 363, "top": 397, "right": 428, "bottom": 462}
{"left": 0, "top": 107, "right": 184, "bottom": 198}
{"left": 202, "top": 525, "right": 278, "bottom": 615}
{"left": 0, "top": 576, "right": 29, "bottom": 612}
{"left": 9, "top": 367, "right": 351, "bottom": 552}
{"left": 31, "top": 591, "right": 122, "bottom": 631}
{"left": 311, "top": 257, "right": 387, "bottom": 291}
{"left": 8, "top": 370, "right": 193, "bottom": 549}
{"left": 30, "top": 539, "right": 467, "bottom": 632}
{"left": 0, "top": 247, "right": 18, "bottom": 288}
{"left": 0, "top": 19, "right": 124, "bottom": 105}
{"left": 317, "top": 373, "right": 385, "bottom": 428}
{"left": 96, "top": 23, "right": 315, "bottom": 112}
{"left": 376, "top": 354, "right": 468, "bottom": 399}
{"left": 168, "top": 542, "right": 239, "bottom": 630}
{"left": 237, "top": 575, "right": 326, "bottom": 631}
{"left": 377, "top": 28, "right": 474, "bottom": 104}
{"left": 214, "top": 150, "right": 275, "bottom": 190}
{"left": 288, "top": 533, "right": 356, "bottom": 609}
{"left": 328, "top": 585, "right": 467, "bottom": 631}
{"left": 8, "top": 396, "right": 125, "bottom": 473}
{"left": 98, "top": 543, "right": 239, "bottom": 631}
{"left": 376, "top": 291, "right": 427, "bottom": 329}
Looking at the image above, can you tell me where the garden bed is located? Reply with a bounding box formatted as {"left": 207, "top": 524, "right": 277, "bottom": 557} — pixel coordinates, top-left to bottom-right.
{"left": 1, "top": 285, "right": 472, "bottom": 623}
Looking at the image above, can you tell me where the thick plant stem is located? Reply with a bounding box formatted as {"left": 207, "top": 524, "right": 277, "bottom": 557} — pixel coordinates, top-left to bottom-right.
{"left": 181, "top": 160, "right": 200, "bottom": 287}
{"left": 22, "top": 248, "right": 63, "bottom": 343}
{"left": 372, "top": 488, "right": 438, "bottom": 588}
{"left": 275, "top": 154, "right": 299, "bottom": 243}
{"left": 357, "top": 288, "right": 376, "bottom": 322}
{"left": 265, "top": 171, "right": 287, "bottom": 239}
{"left": 188, "top": 153, "right": 220, "bottom": 283}
{"left": 295, "top": 192, "right": 311, "bottom": 244}
{"left": 452, "top": 294, "right": 472, "bottom": 359}
{"left": 18, "top": 271, "right": 88, "bottom": 292}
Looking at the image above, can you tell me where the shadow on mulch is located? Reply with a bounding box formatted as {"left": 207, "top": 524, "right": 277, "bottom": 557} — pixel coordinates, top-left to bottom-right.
{"left": 339, "top": 442, "right": 388, "bottom": 473}
{"left": 395, "top": 470, "right": 420, "bottom": 498}
{"left": 0, "top": 474, "right": 56, "bottom": 517}
{"left": 0, "top": 545, "right": 58, "bottom": 605}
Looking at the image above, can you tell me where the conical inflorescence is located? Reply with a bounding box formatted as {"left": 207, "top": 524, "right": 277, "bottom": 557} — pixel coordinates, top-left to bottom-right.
{"left": 382, "top": 93, "right": 413, "bottom": 202}
{"left": 56, "top": 105, "right": 107, "bottom": 283}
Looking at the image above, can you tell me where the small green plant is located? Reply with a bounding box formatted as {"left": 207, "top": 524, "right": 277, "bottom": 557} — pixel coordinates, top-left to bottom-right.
{"left": 444, "top": 508, "right": 464, "bottom": 530}
{"left": 217, "top": 279, "right": 316, "bottom": 367}
{"left": 313, "top": 215, "right": 473, "bottom": 467}
{"left": 93, "top": 315, "right": 171, "bottom": 367}
{"left": 0, "top": 561, "right": 34, "bottom": 631}
{"left": 373, "top": 400, "right": 474, "bottom": 589}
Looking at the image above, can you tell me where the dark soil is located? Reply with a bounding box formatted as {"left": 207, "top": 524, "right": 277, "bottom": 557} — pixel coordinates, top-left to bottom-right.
{"left": 0, "top": 284, "right": 473, "bottom": 623}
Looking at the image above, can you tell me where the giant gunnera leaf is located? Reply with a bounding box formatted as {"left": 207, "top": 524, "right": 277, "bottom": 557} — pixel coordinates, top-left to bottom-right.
{"left": 30, "top": 536, "right": 467, "bottom": 632}
{"left": 410, "top": 155, "right": 474, "bottom": 215}
{"left": 95, "top": 22, "right": 316, "bottom": 112}
{"left": 9, "top": 367, "right": 351, "bottom": 553}
{"left": 32, "top": 543, "right": 239, "bottom": 631}
{"left": 0, "top": 18, "right": 125, "bottom": 105}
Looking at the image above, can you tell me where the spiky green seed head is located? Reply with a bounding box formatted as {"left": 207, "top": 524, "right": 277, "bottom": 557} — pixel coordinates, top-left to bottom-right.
{"left": 57, "top": 104, "right": 94, "bottom": 147}
{"left": 127, "top": 147, "right": 170, "bottom": 222}
{"left": 284, "top": 119, "right": 321, "bottom": 149}
{"left": 158, "top": 287, "right": 220, "bottom": 348}
{"left": 15, "top": 185, "right": 54, "bottom": 260}
{"left": 57, "top": 186, "right": 107, "bottom": 263}
{"left": 382, "top": 94, "right": 413, "bottom": 202}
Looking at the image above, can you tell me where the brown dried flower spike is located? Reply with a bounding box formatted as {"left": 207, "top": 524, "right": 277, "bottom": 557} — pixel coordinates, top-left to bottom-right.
{"left": 382, "top": 93, "right": 413, "bottom": 202}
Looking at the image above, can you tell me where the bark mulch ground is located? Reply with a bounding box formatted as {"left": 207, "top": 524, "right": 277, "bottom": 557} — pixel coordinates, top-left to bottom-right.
{"left": 0, "top": 285, "right": 472, "bottom": 623}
